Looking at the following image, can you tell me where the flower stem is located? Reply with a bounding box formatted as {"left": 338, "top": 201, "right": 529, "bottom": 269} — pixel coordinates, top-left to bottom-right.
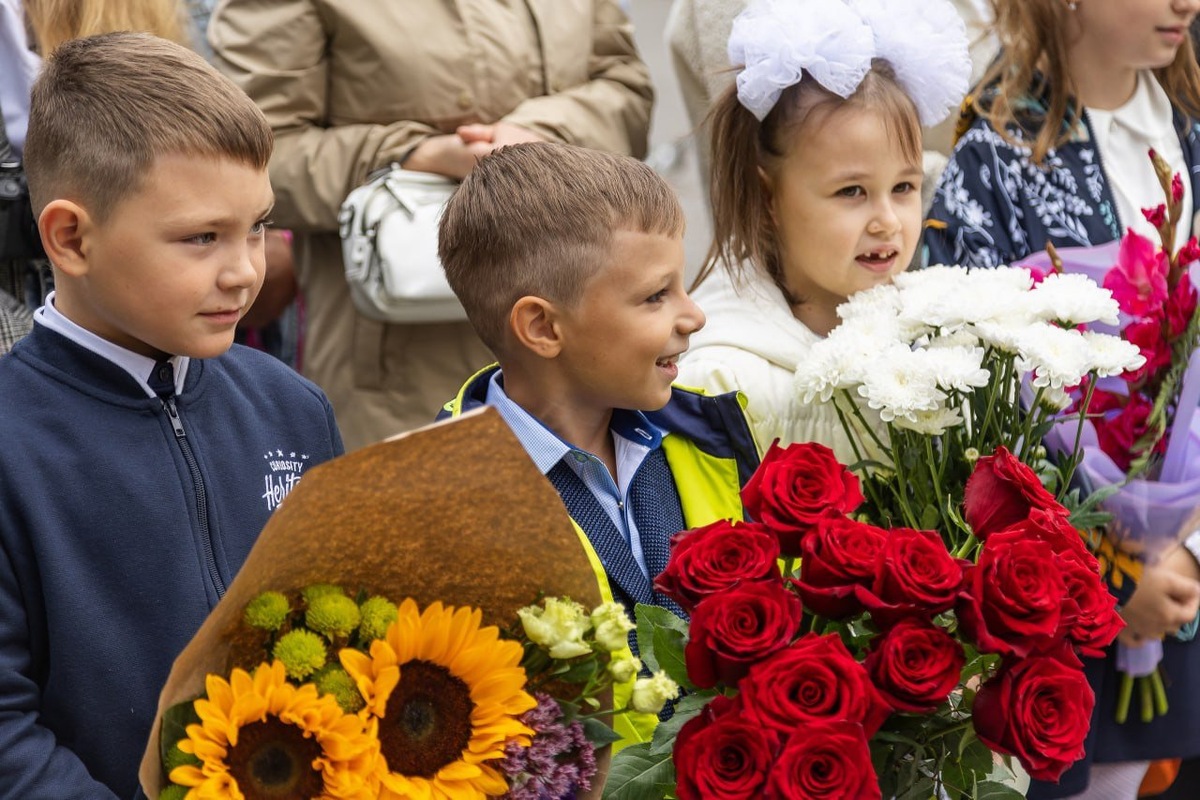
{"left": 1115, "top": 673, "right": 1133, "bottom": 724}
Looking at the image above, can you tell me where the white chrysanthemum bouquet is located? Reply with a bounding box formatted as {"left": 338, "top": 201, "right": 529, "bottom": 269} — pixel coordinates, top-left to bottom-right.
{"left": 794, "top": 265, "right": 1145, "bottom": 552}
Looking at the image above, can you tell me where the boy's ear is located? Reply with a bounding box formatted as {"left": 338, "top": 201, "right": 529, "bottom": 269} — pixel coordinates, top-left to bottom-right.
{"left": 509, "top": 295, "right": 563, "bottom": 358}
{"left": 39, "top": 200, "right": 91, "bottom": 277}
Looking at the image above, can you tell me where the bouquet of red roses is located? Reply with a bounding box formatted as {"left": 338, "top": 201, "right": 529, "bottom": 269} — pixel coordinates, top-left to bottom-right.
{"left": 603, "top": 442, "right": 1123, "bottom": 800}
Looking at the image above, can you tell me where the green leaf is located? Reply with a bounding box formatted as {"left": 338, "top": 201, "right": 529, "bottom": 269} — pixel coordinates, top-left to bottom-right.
{"left": 581, "top": 717, "right": 624, "bottom": 748}
{"left": 553, "top": 657, "right": 602, "bottom": 684}
{"left": 636, "top": 605, "right": 690, "bottom": 685}
{"left": 159, "top": 699, "right": 200, "bottom": 767}
{"left": 894, "top": 776, "right": 936, "bottom": 800}
{"left": 602, "top": 743, "right": 674, "bottom": 800}
{"left": 648, "top": 693, "right": 714, "bottom": 754}
{"left": 973, "top": 780, "right": 1026, "bottom": 800}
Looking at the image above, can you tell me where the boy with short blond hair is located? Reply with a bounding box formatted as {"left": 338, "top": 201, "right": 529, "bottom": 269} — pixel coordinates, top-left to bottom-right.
{"left": 0, "top": 33, "right": 343, "bottom": 798}
{"left": 441, "top": 142, "right": 758, "bottom": 626}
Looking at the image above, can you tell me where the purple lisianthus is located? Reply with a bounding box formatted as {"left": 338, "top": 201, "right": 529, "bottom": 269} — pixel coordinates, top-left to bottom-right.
{"left": 501, "top": 693, "right": 598, "bottom": 800}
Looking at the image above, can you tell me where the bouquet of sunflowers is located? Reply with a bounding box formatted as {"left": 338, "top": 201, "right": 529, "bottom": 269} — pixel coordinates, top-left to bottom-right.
{"left": 140, "top": 410, "right": 670, "bottom": 800}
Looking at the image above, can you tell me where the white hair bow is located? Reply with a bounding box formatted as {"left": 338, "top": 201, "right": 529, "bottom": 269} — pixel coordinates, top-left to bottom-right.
{"left": 728, "top": 0, "right": 972, "bottom": 127}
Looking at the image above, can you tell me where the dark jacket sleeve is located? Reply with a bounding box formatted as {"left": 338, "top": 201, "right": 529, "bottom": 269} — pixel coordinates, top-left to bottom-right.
{"left": 0, "top": 537, "right": 121, "bottom": 799}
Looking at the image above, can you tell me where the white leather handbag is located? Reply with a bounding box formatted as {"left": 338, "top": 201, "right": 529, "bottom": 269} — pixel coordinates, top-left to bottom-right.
{"left": 337, "top": 166, "right": 466, "bottom": 323}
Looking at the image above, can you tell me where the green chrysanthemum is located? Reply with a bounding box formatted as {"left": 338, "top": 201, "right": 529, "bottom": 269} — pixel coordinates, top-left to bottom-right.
{"left": 163, "top": 741, "right": 200, "bottom": 774}
{"left": 243, "top": 591, "right": 290, "bottom": 632}
{"left": 357, "top": 596, "right": 398, "bottom": 642}
{"left": 158, "top": 784, "right": 189, "bottom": 800}
{"left": 306, "top": 593, "right": 361, "bottom": 641}
{"left": 313, "top": 664, "right": 366, "bottom": 714}
{"left": 301, "top": 583, "right": 346, "bottom": 605}
{"left": 272, "top": 629, "right": 327, "bottom": 680}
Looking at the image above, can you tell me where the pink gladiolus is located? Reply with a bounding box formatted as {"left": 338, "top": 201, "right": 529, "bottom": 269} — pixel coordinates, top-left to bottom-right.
{"left": 1104, "top": 230, "right": 1169, "bottom": 316}
{"left": 1143, "top": 204, "right": 1167, "bottom": 229}
{"left": 1179, "top": 238, "right": 1200, "bottom": 269}
{"left": 1172, "top": 173, "right": 1185, "bottom": 205}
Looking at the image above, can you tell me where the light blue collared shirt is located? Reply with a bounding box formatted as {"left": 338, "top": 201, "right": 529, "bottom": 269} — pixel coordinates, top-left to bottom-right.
{"left": 485, "top": 371, "right": 664, "bottom": 577}
{"left": 34, "top": 292, "right": 190, "bottom": 398}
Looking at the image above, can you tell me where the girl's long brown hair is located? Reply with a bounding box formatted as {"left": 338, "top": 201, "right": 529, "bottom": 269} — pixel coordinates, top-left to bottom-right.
{"left": 24, "top": 0, "right": 191, "bottom": 56}
{"left": 980, "top": 0, "right": 1200, "bottom": 164}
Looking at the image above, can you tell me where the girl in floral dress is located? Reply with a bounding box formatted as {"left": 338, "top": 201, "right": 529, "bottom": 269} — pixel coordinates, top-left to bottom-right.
{"left": 925, "top": 3, "right": 1200, "bottom": 798}
{"left": 677, "top": 0, "right": 971, "bottom": 463}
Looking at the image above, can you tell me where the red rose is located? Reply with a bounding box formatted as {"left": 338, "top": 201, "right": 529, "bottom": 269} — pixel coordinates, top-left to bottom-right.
{"left": 764, "top": 720, "right": 881, "bottom": 800}
{"left": 865, "top": 618, "right": 965, "bottom": 713}
{"left": 741, "top": 441, "right": 864, "bottom": 556}
{"left": 956, "top": 528, "right": 1068, "bottom": 657}
{"left": 963, "top": 446, "right": 1065, "bottom": 540}
{"left": 675, "top": 695, "right": 779, "bottom": 800}
{"left": 739, "top": 633, "right": 891, "bottom": 737}
{"left": 1015, "top": 508, "right": 1091, "bottom": 557}
{"left": 1058, "top": 546, "right": 1125, "bottom": 657}
{"left": 685, "top": 579, "right": 803, "bottom": 689}
{"left": 973, "top": 645, "right": 1094, "bottom": 782}
{"left": 655, "top": 520, "right": 781, "bottom": 614}
{"left": 792, "top": 517, "right": 887, "bottom": 618}
{"left": 853, "top": 528, "right": 968, "bottom": 628}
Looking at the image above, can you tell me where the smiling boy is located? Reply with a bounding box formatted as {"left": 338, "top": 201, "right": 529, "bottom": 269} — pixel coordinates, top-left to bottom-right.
{"left": 440, "top": 143, "right": 758, "bottom": 625}
{"left": 0, "top": 33, "right": 342, "bottom": 798}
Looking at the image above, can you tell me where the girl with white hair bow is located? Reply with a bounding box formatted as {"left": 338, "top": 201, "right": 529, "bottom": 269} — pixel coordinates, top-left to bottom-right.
{"left": 678, "top": 0, "right": 971, "bottom": 466}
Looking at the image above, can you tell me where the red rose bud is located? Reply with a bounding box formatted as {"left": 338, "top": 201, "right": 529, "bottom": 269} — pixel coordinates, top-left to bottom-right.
{"left": 675, "top": 695, "right": 779, "bottom": 800}
{"left": 963, "top": 446, "right": 1066, "bottom": 540}
{"left": 853, "top": 528, "right": 968, "bottom": 628}
{"left": 1058, "top": 546, "right": 1125, "bottom": 657}
{"left": 655, "top": 520, "right": 781, "bottom": 614}
{"left": 685, "top": 579, "right": 803, "bottom": 689}
{"left": 741, "top": 441, "right": 864, "bottom": 557}
{"left": 957, "top": 528, "right": 1068, "bottom": 657}
{"left": 973, "top": 645, "right": 1094, "bottom": 782}
{"left": 792, "top": 517, "right": 887, "bottom": 618}
{"left": 866, "top": 618, "right": 966, "bottom": 713}
{"left": 1172, "top": 173, "right": 1185, "bottom": 205}
{"left": 1142, "top": 203, "right": 1167, "bottom": 229}
{"left": 739, "top": 633, "right": 892, "bottom": 738}
{"left": 764, "top": 720, "right": 882, "bottom": 800}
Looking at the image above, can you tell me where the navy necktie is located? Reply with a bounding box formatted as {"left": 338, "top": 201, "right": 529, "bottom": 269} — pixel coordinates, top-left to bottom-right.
{"left": 546, "top": 448, "right": 687, "bottom": 622}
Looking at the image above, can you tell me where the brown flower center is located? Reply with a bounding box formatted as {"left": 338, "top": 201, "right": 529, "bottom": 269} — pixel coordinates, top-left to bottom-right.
{"left": 226, "top": 716, "right": 324, "bottom": 799}
{"left": 380, "top": 659, "right": 475, "bottom": 778}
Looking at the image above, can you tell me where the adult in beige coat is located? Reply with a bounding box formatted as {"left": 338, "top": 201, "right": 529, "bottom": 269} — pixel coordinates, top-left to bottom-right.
{"left": 210, "top": 0, "right": 653, "bottom": 449}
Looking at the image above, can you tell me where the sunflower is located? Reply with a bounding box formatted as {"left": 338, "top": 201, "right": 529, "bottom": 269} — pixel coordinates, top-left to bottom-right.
{"left": 169, "top": 660, "right": 379, "bottom": 800}
{"left": 340, "top": 599, "right": 537, "bottom": 800}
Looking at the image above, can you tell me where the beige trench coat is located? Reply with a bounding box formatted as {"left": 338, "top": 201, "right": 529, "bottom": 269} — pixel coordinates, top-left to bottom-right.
{"left": 211, "top": 0, "right": 653, "bottom": 449}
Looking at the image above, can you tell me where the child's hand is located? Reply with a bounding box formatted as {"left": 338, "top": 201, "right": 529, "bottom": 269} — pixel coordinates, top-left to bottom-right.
{"left": 1119, "top": 546, "right": 1200, "bottom": 643}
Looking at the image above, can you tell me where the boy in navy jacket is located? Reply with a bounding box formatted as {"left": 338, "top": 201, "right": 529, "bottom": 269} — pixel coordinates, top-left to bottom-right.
{"left": 0, "top": 33, "right": 343, "bottom": 798}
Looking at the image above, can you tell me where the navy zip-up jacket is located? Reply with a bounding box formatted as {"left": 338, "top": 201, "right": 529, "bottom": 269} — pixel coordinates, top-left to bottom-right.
{"left": 0, "top": 325, "right": 343, "bottom": 799}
